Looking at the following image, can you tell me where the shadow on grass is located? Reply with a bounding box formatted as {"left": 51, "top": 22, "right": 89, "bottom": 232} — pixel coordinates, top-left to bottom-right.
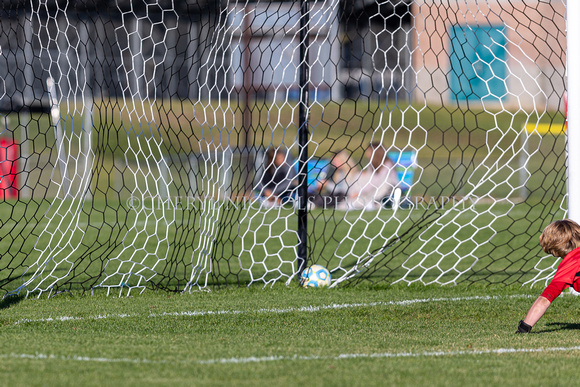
{"left": 0, "top": 294, "right": 25, "bottom": 310}
{"left": 536, "top": 322, "right": 580, "bottom": 333}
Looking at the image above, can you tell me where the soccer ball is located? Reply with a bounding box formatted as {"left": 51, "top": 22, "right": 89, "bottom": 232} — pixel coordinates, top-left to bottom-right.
{"left": 300, "top": 264, "right": 331, "bottom": 288}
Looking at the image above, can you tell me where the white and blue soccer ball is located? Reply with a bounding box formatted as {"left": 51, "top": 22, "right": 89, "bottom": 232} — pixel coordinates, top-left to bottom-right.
{"left": 300, "top": 264, "right": 331, "bottom": 288}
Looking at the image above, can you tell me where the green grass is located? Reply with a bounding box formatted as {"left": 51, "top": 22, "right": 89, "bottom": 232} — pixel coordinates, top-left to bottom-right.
{"left": 0, "top": 97, "right": 571, "bottom": 387}
{"left": 1, "top": 285, "right": 578, "bottom": 386}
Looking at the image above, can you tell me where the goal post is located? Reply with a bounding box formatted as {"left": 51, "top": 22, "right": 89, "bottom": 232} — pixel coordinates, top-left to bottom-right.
{"left": 567, "top": 0, "right": 580, "bottom": 222}
{"left": 0, "top": 0, "right": 572, "bottom": 296}
{"left": 297, "top": 0, "right": 311, "bottom": 277}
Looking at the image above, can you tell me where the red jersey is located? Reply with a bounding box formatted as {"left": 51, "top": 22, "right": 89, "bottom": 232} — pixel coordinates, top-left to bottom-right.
{"left": 541, "top": 246, "right": 580, "bottom": 302}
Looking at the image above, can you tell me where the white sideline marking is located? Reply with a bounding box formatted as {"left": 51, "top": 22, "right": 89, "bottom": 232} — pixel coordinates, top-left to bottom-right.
{"left": 3, "top": 345, "right": 580, "bottom": 365}
{"left": 198, "top": 345, "right": 580, "bottom": 364}
{"left": 12, "top": 294, "right": 534, "bottom": 326}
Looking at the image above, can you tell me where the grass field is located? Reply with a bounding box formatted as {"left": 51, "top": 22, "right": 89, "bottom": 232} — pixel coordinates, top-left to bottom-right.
{"left": 0, "top": 98, "right": 572, "bottom": 385}
{"left": 1, "top": 284, "right": 579, "bottom": 386}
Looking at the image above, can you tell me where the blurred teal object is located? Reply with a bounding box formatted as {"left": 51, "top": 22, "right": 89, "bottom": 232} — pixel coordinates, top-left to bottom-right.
{"left": 449, "top": 24, "right": 507, "bottom": 102}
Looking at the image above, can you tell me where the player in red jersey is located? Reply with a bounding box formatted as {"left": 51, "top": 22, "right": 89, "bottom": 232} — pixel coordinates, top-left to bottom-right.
{"left": 517, "top": 219, "right": 580, "bottom": 333}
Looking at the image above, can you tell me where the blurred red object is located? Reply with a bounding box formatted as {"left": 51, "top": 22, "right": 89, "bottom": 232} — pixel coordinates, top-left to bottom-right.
{"left": 0, "top": 138, "right": 19, "bottom": 199}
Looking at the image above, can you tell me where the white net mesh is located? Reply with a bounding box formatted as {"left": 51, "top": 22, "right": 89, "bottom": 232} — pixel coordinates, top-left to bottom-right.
{"left": 0, "top": 0, "right": 568, "bottom": 296}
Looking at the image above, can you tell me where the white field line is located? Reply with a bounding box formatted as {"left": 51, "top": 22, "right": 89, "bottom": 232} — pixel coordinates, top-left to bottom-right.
{"left": 2, "top": 345, "right": 580, "bottom": 366}
{"left": 12, "top": 294, "right": 535, "bottom": 326}
{"left": 197, "top": 345, "right": 580, "bottom": 365}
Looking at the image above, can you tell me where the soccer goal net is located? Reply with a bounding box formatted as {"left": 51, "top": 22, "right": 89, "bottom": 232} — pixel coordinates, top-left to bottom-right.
{"left": 0, "top": 0, "right": 569, "bottom": 296}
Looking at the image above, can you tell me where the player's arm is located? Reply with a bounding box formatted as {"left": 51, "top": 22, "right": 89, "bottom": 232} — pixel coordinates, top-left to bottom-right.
{"left": 517, "top": 296, "right": 551, "bottom": 332}
{"left": 517, "top": 280, "right": 566, "bottom": 333}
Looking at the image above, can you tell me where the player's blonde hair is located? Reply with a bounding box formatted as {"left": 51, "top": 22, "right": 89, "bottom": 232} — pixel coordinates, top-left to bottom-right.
{"left": 539, "top": 219, "right": 580, "bottom": 258}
